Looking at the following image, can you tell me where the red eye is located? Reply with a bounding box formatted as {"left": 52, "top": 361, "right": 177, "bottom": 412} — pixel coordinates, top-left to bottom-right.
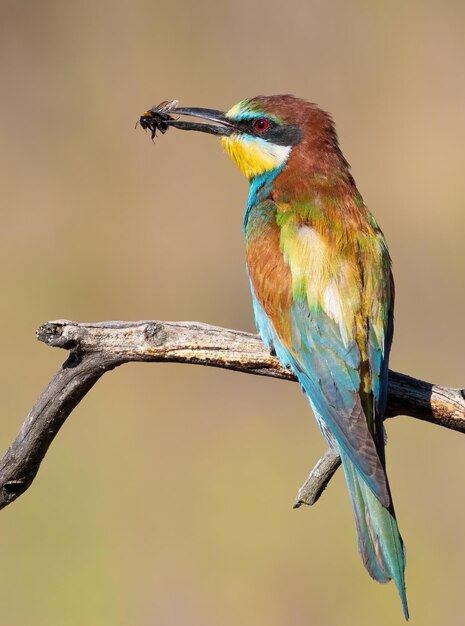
{"left": 253, "top": 118, "right": 269, "bottom": 132}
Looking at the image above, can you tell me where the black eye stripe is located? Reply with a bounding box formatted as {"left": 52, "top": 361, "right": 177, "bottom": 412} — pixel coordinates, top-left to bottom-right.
{"left": 229, "top": 118, "right": 303, "bottom": 146}
{"left": 266, "top": 125, "right": 303, "bottom": 146}
{"left": 231, "top": 119, "right": 275, "bottom": 132}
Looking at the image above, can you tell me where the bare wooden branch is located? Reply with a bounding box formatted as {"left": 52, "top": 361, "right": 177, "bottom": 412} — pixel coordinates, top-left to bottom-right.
{"left": 293, "top": 448, "right": 342, "bottom": 507}
{"left": 0, "top": 319, "right": 463, "bottom": 511}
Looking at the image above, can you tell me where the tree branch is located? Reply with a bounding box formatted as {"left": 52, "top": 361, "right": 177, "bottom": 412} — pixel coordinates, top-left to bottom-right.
{"left": 0, "top": 320, "right": 463, "bottom": 511}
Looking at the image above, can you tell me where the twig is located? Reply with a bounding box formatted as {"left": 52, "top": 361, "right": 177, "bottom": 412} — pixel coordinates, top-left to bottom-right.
{"left": 293, "top": 448, "right": 342, "bottom": 507}
{"left": 0, "top": 319, "right": 463, "bottom": 511}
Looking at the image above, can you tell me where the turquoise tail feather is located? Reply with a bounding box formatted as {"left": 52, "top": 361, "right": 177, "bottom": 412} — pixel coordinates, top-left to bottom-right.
{"left": 339, "top": 448, "right": 409, "bottom": 620}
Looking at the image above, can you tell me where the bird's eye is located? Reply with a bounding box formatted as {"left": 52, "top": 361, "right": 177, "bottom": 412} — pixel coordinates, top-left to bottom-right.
{"left": 253, "top": 118, "right": 269, "bottom": 132}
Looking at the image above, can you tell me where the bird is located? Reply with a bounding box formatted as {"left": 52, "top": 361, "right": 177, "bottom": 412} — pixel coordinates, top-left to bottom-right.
{"left": 143, "top": 95, "right": 408, "bottom": 618}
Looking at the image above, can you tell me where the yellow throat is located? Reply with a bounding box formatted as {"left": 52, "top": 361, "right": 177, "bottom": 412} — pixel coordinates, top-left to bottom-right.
{"left": 221, "top": 134, "right": 291, "bottom": 180}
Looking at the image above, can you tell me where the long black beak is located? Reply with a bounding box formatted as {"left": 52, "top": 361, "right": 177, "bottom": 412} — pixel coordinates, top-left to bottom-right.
{"left": 167, "top": 107, "right": 236, "bottom": 136}
{"left": 139, "top": 103, "right": 237, "bottom": 140}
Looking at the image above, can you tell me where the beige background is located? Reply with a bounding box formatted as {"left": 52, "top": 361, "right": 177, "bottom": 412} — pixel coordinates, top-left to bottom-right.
{"left": 1, "top": 1, "right": 464, "bottom": 624}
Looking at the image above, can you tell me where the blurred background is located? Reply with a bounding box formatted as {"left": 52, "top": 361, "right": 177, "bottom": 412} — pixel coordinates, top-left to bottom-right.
{"left": 1, "top": 1, "right": 464, "bottom": 624}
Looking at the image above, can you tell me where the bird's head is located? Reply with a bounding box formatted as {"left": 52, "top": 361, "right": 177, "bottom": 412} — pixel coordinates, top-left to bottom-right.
{"left": 218, "top": 96, "right": 304, "bottom": 179}
{"left": 154, "top": 95, "right": 344, "bottom": 182}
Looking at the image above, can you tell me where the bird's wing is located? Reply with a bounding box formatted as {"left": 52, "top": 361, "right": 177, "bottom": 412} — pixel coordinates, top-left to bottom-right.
{"left": 366, "top": 271, "right": 394, "bottom": 462}
{"left": 287, "top": 301, "right": 390, "bottom": 507}
{"left": 249, "top": 202, "right": 393, "bottom": 506}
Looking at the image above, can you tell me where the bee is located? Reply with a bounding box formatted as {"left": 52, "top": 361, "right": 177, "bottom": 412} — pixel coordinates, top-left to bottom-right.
{"left": 137, "top": 99, "right": 179, "bottom": 140}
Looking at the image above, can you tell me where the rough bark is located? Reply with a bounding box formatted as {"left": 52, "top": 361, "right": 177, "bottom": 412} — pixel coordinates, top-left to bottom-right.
{"left": 0, "top": 319, "right": 463, "bottom": 511}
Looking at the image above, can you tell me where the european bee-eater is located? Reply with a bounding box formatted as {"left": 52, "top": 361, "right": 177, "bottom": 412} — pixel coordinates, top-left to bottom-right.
{"left": 142, "top": 95, "right": 408, "bottom": 618}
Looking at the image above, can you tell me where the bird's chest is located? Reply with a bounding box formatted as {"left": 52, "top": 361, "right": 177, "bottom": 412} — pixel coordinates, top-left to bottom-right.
{"left": 245, "top": 201, "right": 365, "bottom": 348}
{"left": 245, "top": 203, "right": 293, "bottom": 336}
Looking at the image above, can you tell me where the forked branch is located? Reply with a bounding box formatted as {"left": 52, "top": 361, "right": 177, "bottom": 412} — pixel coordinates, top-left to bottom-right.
{"left": 0, "top": 319, "right": 463, "bottom": 511}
